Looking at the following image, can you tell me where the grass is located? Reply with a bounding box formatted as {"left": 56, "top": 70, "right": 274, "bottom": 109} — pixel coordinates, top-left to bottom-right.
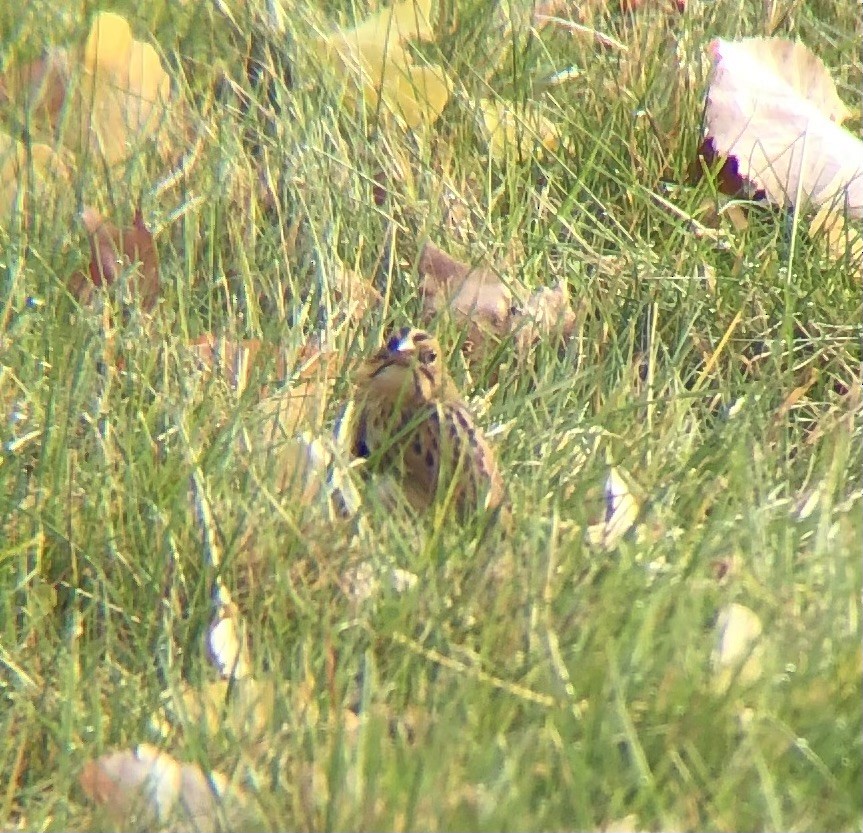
{"left": 0, "top": 0, "right": 860, "bottom": 830}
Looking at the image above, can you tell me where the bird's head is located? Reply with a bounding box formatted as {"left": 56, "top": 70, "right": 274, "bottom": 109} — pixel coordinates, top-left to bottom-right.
{"left": 360, "top": 327, "right": 445, "bottom": 402}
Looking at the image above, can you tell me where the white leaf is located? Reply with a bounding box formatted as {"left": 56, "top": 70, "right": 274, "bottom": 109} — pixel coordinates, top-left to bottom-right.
{"left": 705, "top": 37, "right": 863, "bottom": 217}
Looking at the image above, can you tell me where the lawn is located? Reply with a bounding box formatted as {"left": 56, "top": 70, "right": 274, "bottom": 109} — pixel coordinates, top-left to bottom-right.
{"left": 0, "top": 0, "right": 860, "bottom": 830}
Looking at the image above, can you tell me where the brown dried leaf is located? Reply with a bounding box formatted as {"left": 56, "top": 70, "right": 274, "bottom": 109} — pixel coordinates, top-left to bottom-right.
{"left": 704, "top": 37, "right": 862, "bottom": 216}
{"left": 79, "top": 743, "right": 247, "bottom": 828}
{"left": 70, "top": 207, "right": 161, "bottom": 310}
{"left": 418, "top": 239, "right": 513, "bottom": 351}
{"left": 187, "top": 335, "right": 282, "bottom": 392}
{"left": 0, "top": 50, "right": 70, "bottom": 125}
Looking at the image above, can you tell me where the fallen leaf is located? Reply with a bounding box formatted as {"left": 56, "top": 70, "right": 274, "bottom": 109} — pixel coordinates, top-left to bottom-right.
{"left": 478, "top": 98, "right": 559, "bottom": 160}
{"left": 208, "top": 581, "right": 253, "bottom": 681}
{"left": 703, "top": 37, "right": 862, "bottom": 218}
{"left": 187, "top": 335, "right": 284, "bottom": 393}
{"left": 319, "top": 0, "right": 451, "bottom": 129}
{"left": 79, "top": 744, "right": 247, "bottom": 829}
{"left": 689, "top": 136, "right": 753, "bottom": 198}
{"left": 69, "top": 207, "right": 160, "bottom": 311}
{"left": 243, "top": 397, "right": 333, "bottom": 504}
{"left": 0, "top": 51, "right": 70, "bottom": 125}
{"left": 332, "top": 255, "right": 382, "bottom": 324}
{"left": 0, "top": 131, "right": 69, "bottom": 227}
{"left": 186, "top": 335, "right": 337, "bottom": 394}
{"left": 2, "top": 13, "right": 174, "bottom": 167}
{"left": 418, "top": 239, "right": 514, "bottom": 353}
{"left": 585, "top": 466, "right": 640, "bottom": 550}
{"left": 808, "top": 197, "right": 863, "bottom": 266}
{"left": 154, "top": 677, "right": 275, "bottom": 745}
{"left": 80, "top": 744, "right": 181, "bottom": 824}
{"left": 77, "top": 12, "right": 173, "bottom": 165}
{"left": 512, "top": 280, "right": 578, "bottom": 355}
{"left": 711, "top": 602, "right": 764, "bottom": 691}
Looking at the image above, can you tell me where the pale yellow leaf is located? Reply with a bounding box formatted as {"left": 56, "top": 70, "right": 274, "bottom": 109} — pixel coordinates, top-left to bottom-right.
{"left": 77, "top": 12, "right": 172, "bottom": 165}
{"left": 479, "top": 98, "right": 560, "bottom": 159}
{"left": 0, "top": 131, "right": 69, "bottom": 227}
{"left": 808, "top": 194, "right": 863, "bottom": 266}
{"left": 319, "top": 0, "right": 450, "bottom": 129}
{"left": 711, "top": 602, "right": 764, "bottom": 691}
{"left": 585, "top": 467, "right": 640, "bottom": 550}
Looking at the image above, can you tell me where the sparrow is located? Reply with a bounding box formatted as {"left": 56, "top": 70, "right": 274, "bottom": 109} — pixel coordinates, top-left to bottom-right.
{"left": 350, "top": 327, "right": 507, "bottom": 519}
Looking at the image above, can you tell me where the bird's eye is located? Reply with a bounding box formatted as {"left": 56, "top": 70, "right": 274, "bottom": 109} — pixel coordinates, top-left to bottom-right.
{"left": 386, "top": 334, "right": 401, "bottom": 351}
{"left": 419, "top": 348, "right": 437, "bottom": 365}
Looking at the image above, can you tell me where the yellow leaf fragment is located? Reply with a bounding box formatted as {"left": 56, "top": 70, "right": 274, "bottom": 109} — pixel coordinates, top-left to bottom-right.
{"left": 585, "top": 467, "right": 640, "bottom": 550}
{"left": 711, "top": 602, "right": 764, "bottom": 692}
{"left": 808, "top": 195, "right": 863, "bottom": 266}
{"left": 479, "top": 98, "right": 560, "bottom": 159}
{"left": 320, "top": 0, "right": 450, "bottom": 128}
{"left": 83, "top": 12, "right": 135, "bottom": 77}
{"left": 78, "top": 12, "right": 172, "bottom": 164}
{"left": 0, "top": 131, "right": 69, "bottom": 227}
{"left": 351, "top": 0, "right": 434, "bottom": 45}
{"left": 154, "top": 677, "right": 275, "bottom": 743}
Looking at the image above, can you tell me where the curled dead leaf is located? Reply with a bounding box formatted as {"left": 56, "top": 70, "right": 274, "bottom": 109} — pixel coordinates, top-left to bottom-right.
{"left": 418, "top": 240, "right": 579, "bottom": 362}
{"left": 418, "top": 239, "right": 513, "bottom": 354}
{"left": 69, "top": 207, "right": 160, "bottom": 311}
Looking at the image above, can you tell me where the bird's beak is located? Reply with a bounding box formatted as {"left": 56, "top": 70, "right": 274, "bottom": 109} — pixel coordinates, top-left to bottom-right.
{"left": 370, "top": 344, "right": 413, "bottom": 378}
{"left": 391, "top": 335, "right": 414, "bottom": 356}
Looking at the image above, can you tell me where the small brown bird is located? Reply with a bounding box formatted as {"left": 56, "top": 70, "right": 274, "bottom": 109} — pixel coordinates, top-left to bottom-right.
{"left": 351, "top": 327, "right": 506, "bottom": 519}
